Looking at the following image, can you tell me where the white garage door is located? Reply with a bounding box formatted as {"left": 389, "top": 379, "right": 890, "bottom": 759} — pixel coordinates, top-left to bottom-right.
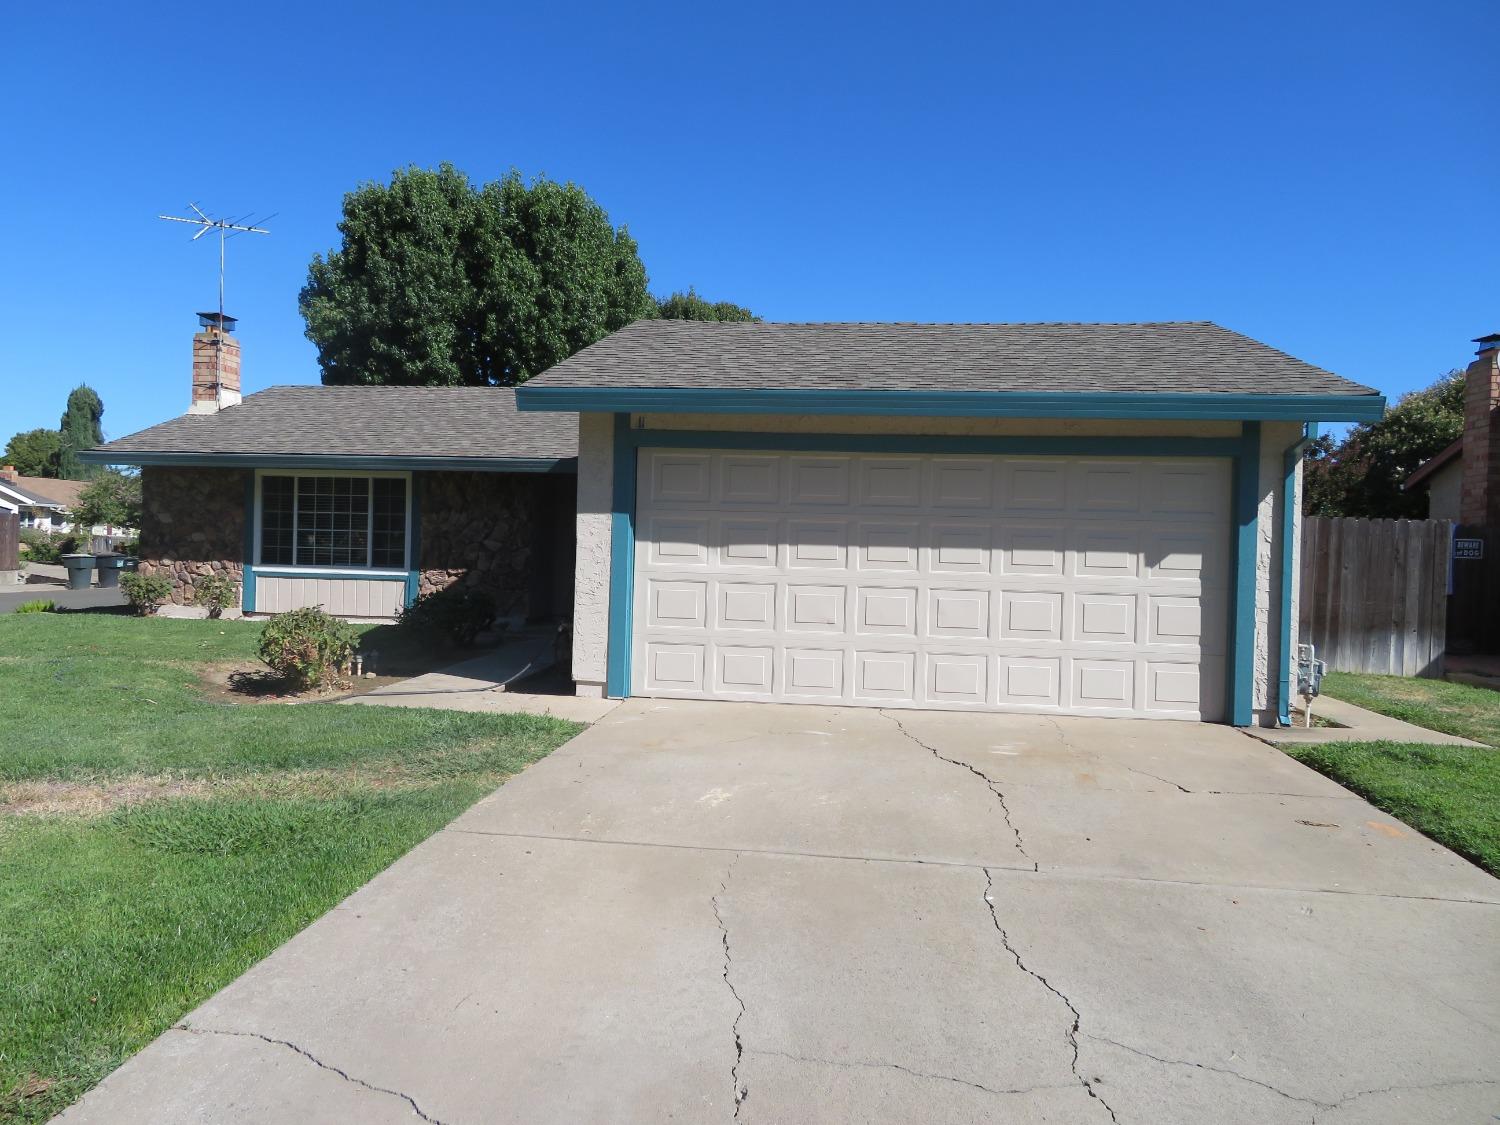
{"left": 632, "top": 448, "right": 1229, "bottom": 720}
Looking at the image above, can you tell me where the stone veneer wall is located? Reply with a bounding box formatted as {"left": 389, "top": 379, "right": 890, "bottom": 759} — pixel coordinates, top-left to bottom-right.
{"left": 418, "top": 472, "right": 539, "bottom": 616}
{"left": 138, "top": 466, "right": 247, "bottom": 606}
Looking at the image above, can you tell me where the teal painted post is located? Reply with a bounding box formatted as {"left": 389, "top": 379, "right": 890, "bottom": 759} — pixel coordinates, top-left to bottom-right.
{"left": 1278, "top": 424, "right": 1316, "bottom": 725}
{"left": 1231, "top": 422, "right": 1262, "bottom": 726}
{"left": 241, "top": 473, "right": 257, "bottom": 613}
{"left": 405, "top": 474, "right": 422, "bottom": 608}
{"left": 605, "top": 415, "right": 637, "bottom": 698}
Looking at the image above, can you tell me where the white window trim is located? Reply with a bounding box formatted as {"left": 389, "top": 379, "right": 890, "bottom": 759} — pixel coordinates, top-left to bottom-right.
{"left": 252, "top": 468, "right": 413, "bottom": 573}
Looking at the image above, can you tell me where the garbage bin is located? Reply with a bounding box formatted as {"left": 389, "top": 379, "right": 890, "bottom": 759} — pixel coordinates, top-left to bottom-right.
{"left": 61, "top": 553, "right": 97, "bottom": 591}
{"left": 95, "top": 554, "right": 129, "bottom": 588}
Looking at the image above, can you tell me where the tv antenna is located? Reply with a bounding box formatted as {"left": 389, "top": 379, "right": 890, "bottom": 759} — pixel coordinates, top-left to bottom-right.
{"left": 159, "top": 204, "right": 273, "bottom": 410}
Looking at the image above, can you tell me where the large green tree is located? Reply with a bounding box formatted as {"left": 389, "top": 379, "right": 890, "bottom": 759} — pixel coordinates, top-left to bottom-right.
{"left": 57, "top": 385, "right": 104, "bottom": 480}
{"left": 301, "top": 166, "right": 656, "bottom": 386}
{"left": 2, "top": 428, "right": 62, "bottom": 477}
{"left": 655, "top": 288, "right": 756, "bottom": 322}
{"left": 71, "top": 470, "right": 142, "bottom": 532}
{"left": 1303, "top": 370, "right": 1464, "bottom": 518}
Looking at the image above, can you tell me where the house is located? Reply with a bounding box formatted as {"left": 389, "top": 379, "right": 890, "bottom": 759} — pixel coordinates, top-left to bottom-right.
{"left": 84, "top": 313, "right": 578, "bottom": 616}
{"left": 1403, "top": 334, "right": 1500, "bottom": 523}
{"left": 514, "top": 320, "right": 1385, "bottom": 727}
{"left": 0, "top": 471, "right": 89, "bottom": 533}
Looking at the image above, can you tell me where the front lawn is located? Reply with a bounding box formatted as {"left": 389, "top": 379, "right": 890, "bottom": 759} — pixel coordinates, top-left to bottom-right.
{"left": 1283, "top": 740, "right": 1500, "bottom": 877}
{"left": 1322, "top": 671, "right": 1500, "bottom": 747}
{"left": 0, "top": 614, "right": 581, "bottom": 1122}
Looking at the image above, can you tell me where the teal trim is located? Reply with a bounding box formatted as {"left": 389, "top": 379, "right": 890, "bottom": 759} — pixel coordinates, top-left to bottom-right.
{"left": 242, "top": 474, "right": 256, "bottom": 613}
{"left": 405, "top": 475, "right": 422, "bottom": 608}
{"left": 606, "top": 414, "right": 637, "bottom": 698}
{"left": 517, "top": 385, "right": 1386, "bottom": 423}
{"left": 1277, "top": 424, "right": 1317, "bottom": 725}
{"left": 250, "top": 567, "right": 407, "bottom": 581}
{"left": 1229, "top": 422, "right": 1262, "bottom": 726}
{"left": 78, "top": 450, "right": 577, "bottom": 474}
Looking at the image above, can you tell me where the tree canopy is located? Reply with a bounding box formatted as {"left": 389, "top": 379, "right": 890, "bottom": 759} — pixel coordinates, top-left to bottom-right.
{"left": 72, "top": 470, "right": 142, "bottom": 532}
{"left": 301, "top": 165, "right": 754, "bottom": 386}
{"left": 1303, "top": 370, "right": 1464, "bottom": 518}
{"left": 57, "top": 385, "right": 104, "bottom": 480}
{"left": 2, "top": 428, "right": 62, "bottom": 477}
{"left": 655, "top": 288, "right": 756, "bottom": 323}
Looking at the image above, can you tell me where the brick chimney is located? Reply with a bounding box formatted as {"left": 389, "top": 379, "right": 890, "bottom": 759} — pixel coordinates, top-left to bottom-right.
{"left": 1459, "top": 333, "right": 1500, "bottom": 527}
{"left": 189, "top": 311, "right": 242, "bottom": 414}
{"left": 0, "top": 465, "right": 17, "bottom": 483}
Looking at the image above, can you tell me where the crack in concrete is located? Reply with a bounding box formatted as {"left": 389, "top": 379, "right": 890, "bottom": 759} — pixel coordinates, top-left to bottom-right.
{"left": 1084, "top": 1032, "right": 1500, "bottom": 1116}
{"left": 711, "top": 856, "right": 749, "bottom": 1117}
{"left": 175, "top": 1024, "right": 445, "bottom": 1122}
{"left": 981, "top": 869, "right": 1119, "bottom": 1123}
{"left": 881, "top": 711, "right": 1034, "bottom": 869}
{"left": 1118, "top": 763, "right": 1193, "bottom": 793}
{"left": 745, "top": 1047, "right": 1080, "bottom": 1098}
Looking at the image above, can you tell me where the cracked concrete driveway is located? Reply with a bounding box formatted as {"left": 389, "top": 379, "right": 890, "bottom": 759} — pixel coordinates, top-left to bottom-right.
{"left": 60, "top": 701, "right": 1500, "bottom": 1124}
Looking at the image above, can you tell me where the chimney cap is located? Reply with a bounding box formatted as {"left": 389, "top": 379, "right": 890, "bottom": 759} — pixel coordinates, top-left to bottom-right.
{"left": 197, "top": 311, "right": 238, "bottom": 332}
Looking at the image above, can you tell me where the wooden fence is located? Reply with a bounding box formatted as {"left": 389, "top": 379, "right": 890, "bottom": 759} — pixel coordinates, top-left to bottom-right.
{"left": 1299, "top": 517, "right": 1449, "bottom": 677}
{"left": 0, "top": 511, "right": 18, "bottom": 573}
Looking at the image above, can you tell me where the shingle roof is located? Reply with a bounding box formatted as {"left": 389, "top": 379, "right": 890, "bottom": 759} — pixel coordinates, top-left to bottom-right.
{"left": 89, "top": 386, "right": 577, "bottom": 464}
{"left": 526, "top": 320, "right": 1376, "bottom": 396}
{"left": 0, "top": 476, "right": 82, "bottom": 508}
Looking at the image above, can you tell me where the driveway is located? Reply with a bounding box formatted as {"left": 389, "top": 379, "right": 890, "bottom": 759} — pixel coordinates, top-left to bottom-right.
{"left": 61, "top": 702, "right": 1500, "bottom": 1124}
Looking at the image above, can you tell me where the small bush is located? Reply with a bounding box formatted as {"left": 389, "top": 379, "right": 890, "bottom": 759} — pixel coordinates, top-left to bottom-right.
{"left": 258, "top": 606, "right": 358, "bottom": 690}
{"left": 193, "top": 573, "right": 240, "bottom": 618}
{"left": 18, "top": 529, "right": 66, "bottom": 564}
{"left": 13, "top": 599, "right": 56, "bottom": 614}
{"left": 397, "top": 585, "right": 498, "bottom": 647}
{"left": 119, "top": 571, "right": 173, "bottom": 615}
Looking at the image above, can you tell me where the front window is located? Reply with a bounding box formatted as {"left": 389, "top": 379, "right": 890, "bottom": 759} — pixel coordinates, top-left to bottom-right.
{"left": 259, "top": 474, "right": 408, "bottom": 569}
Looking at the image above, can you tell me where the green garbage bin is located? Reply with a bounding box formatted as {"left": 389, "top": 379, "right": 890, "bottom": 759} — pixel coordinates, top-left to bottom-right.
{"left": 61, "top": 554, "right": 97, "bottom": 591}
{"left": 95, "top": 555, "right": 129, "bottom": 588}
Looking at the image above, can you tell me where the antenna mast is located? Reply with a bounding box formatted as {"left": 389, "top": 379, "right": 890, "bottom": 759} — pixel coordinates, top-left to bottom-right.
{"left": 158, "top": 205, "right": 271, "bottom": 410}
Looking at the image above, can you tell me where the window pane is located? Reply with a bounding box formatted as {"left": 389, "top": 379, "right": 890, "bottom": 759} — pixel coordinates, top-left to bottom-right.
{"left": 372, "top": 478, "right": 407, "bottom": 568}
{"left": 260, "top": 476, "right": 294, "bottom": 565}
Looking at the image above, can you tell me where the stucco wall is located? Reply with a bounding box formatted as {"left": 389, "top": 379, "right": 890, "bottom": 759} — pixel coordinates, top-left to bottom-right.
{"left": 572, "top": 414, "right": 615, "bottom": 696}
{"left": 1425, "top": 461, "right": 1462, "bottom": 523}
{"left": 574, "top": 412, "right": 1302, "bottom": 724}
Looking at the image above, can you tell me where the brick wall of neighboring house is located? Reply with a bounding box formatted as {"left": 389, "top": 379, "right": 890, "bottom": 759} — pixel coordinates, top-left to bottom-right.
{"left": 1461, "top": 345, "right": 1500, "bottom": 527}
{"left": 138, "top": 466, "right": 247, "bottom": 605}
{"left": 418, "top": 471, "right": 552, "bottom": 617}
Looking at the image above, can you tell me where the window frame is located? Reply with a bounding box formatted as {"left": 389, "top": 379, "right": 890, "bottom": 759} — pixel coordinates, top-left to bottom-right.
{"left": 252, "top": 469, "right": 412, "bottom": 575}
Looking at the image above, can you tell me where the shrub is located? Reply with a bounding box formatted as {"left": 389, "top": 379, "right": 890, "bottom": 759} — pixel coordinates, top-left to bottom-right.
{"left": 258, "top": 606, "right": 358, "bottom": 690}
{"left": 13, "top": 599, "right": 55, "bottom": 614}
{"left": 18, "top": 529, "right": 66, "bottom": 564}
{"left": 119, "top": 571, "right": 173, "bottom": 615}
{"left": 193, "top": 573, "right": 240, "bottom": 618}
{"left": 397, "top": 585, "right": 498, "bottom": 647}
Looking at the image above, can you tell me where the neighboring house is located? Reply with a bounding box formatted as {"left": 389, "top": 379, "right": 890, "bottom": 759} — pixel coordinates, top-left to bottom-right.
{"left": 85, "top": 314, "right": 577, "bottom": 618}
{"left": 515, "top": 320, "right": 1385, "bottom": 727}
{"left": 0, "top": 470, "right": 129, "bottom": 540}
{"left": 1404, "top": 334, "right": 1500, "bottom": 523}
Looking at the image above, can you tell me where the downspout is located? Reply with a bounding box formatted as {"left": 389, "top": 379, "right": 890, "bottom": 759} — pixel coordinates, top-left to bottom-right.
{"left": 1278, "top": 423, "right": 1317, "bottom": 725}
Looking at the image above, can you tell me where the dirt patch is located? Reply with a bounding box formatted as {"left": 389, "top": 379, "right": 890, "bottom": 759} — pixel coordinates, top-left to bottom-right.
{"left": 0, "top": 766, "right": 446, "bottom": 818}
{"left": 195, "top": 662, "right": 409, "bottom": 705}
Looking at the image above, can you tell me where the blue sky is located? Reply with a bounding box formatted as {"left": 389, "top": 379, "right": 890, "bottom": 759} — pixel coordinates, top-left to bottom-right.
{"left": 1, "top": 1, "right": 1493, "bottom": 443}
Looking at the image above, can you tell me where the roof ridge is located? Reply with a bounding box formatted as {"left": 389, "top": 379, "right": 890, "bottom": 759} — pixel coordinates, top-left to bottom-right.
{"left": 634, "top": 319, "right": 1219, "bottom": 328}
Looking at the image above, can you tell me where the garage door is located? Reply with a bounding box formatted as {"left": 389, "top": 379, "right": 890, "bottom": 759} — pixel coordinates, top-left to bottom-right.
{"left": 632, "top": 449, "right": 1229, "bottom": 720}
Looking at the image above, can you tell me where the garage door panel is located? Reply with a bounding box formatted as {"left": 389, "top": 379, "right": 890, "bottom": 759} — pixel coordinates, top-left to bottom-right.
{"left": 634, "top": 450, "right": 1230, "bottom": 721}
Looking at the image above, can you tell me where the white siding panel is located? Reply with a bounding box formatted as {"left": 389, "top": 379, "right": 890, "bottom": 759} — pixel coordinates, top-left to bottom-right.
{"left": 255, "top": 575, "right": 402, "bottom": 618}
{"left": 633, "top": 449, "right": 1231, "bottom": 721}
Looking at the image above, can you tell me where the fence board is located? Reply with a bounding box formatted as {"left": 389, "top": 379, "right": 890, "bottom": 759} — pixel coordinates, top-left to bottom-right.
{"left": 0, "top": 512, "right": 17, "bottom": 572}
{"left": 1299, "top": 517, "right": 1448, "bottom": 677}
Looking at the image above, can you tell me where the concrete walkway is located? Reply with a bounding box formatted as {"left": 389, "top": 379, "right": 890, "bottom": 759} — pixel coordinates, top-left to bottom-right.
{"left": 60, "top": 703, "right": 1500, "bottom": 1124}
{"left": 347, "top": 637, "right": 619, "bottom": 724}
{"left": 1253, "top": 695, "right": 1486, "bottom": 748}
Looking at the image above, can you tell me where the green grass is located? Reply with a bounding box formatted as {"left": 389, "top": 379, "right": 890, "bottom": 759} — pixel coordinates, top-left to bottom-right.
{"left": 1322, "top": 671, "right": 1500, "bottom": 747}
{"left": 1283, "top": 740, "right": 1500, "bottom": 877}
{"left": 0, "top": 614, "right": 582, "bottom": 1121}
